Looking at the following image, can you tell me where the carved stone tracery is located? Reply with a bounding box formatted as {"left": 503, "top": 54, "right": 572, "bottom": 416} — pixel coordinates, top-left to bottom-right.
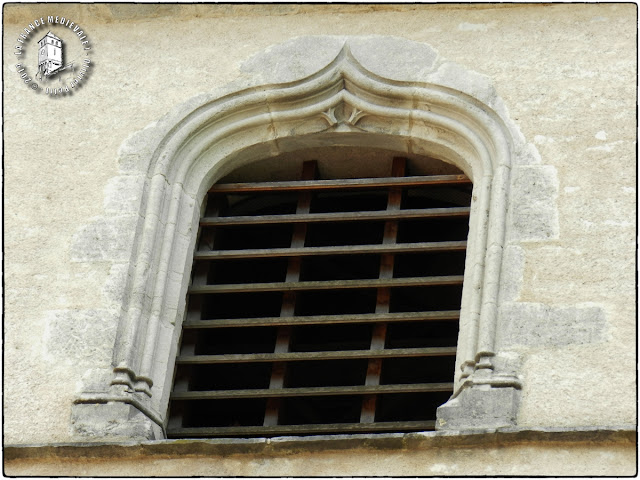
{"left": 320, "top": 103, "right": 369, "bottom": 129}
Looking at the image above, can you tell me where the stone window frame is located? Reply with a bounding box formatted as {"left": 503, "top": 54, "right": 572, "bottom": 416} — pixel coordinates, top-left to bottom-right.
{"left": 72, "top": 36, "right": 546, "bottom": 440}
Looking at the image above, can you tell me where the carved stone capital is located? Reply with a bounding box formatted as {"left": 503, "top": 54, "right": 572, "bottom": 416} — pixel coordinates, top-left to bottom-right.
{"left": 112, "top": 364, "right": 153, "bottom": 396}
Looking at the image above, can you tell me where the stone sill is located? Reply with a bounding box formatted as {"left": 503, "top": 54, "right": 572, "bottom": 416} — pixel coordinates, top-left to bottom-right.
{"left": 4, "top": 426, "right": 636, "bottom": 460}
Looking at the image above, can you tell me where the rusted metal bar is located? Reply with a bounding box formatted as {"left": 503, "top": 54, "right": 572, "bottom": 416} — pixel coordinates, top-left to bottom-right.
{"left": 200, "top": 207, "right": 470, "bottom": 226}
{"left": 167, "top": 420, "right": 438, "bottom": 438}
{"left": 361, "top": 157, "right": 405, "bottom": 424}
{"left": 188, "top": 275, "right": 464, "bottom": 294}
{"left": 182, "top": 310, "right": 460, "bottom": 329}
{"left": 264, "top": 160, "right": 317, "bottom": 427}
{"left": 193, "top": 241, "right": 467, "bottom": 260}
{"left": 171, "top": 383, "right": 454, "bottom": 400}
{"left": 209, "top": 174, "right": 470, "bottom": 193}
{"left": 176, "top": 346, "right": 457, "bottom": 364}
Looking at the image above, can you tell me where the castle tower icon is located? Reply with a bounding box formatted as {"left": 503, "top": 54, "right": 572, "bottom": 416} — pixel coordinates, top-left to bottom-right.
{"left": 38, "top": 31, "right": 63, "bottom": 77}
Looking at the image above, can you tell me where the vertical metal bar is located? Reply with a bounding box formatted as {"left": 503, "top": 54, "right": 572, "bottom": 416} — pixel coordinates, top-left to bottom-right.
{"left": 186, "top": 198, "right": 222, "bottom": 324}
{"left": 168, "top": 328, "right": 196, "bottom": 430}
{"left": 174, "top": 196, "right": 223, "bottom": 430}
{"left": 264, "top": 161, "right": 318, "bottom": 427}
{"left": 361, "top": 157, "right": 406, "bottom": 424}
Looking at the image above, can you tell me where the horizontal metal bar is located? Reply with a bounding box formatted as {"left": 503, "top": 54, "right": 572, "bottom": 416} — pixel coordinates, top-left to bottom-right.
{"left": 183, "top": 310, "right": 460, "bottom": 329}
{"left": 194, "top": 241, "right": 467, "bottom": 260}
{"left": 200, "top": 207, "right": 470, "bottom": 226}
{"left": 176, "top": 347, "right": 457, "bottom": 364}
{"left": 209, "top": 174, "right": 471, "bottom": 193}
{"left": 170, "top": 383, "right": 454, "bottom": 400}
{"left": 188, "top": 275, "right": 463, "bottom": 294}
{"left": 167, "top": 420, "right": 437, "bottom": 438}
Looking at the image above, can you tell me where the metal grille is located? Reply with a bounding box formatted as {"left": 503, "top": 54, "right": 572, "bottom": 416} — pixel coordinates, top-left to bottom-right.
{"left": 167, "top": 157, "right": 472, "bottom": 438}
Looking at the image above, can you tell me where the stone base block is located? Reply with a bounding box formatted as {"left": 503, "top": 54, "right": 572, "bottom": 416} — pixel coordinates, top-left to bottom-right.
{"left": 436, "top": 386, "right": 520, "bottom": 431}
{"left": 71, "top": 402, "right": 163, "bottom": 441}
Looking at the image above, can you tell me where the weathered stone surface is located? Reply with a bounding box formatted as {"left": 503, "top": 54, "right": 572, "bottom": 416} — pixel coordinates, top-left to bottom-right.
{"left": 44, "top": 309, "right": 118, "bottom": 367}
{"left": 499, "top": 302, "right": 606, "bottom": 348}
{"left": 5, "top": 424, "right": 636, "bottom": 476}
{"left": 513, "top": 139, "right": 543, "bottom": 166}
{"left": 518, "top": 345, "right": 636, "bottom": 428}
{"left": 436, "top": 386, "right": 520, "bottom": 431}
{"left": 426, "top": 61, "right": 498, "bottom": 108}
{"left": 102, "top": 263, "right": 130, "bottom": 308}
{"left": 509, "top": 165, "right": 559, "bottom": 241}
{"left": 241, "top": 35, "right": 440, "bottom": 89}
{"left": 71, "top": 403, "right": 161, "bottom": 441}
{"left": 499, "top": 245, "right": 525, "bottom": 302}
{"left": 5, "top": 429, "right": 637, "bottom": 476}
{"left": 116, "top": 121, "right": 164, "bottom": 174}
{"left": 77, "top": 368, "right": 114, "bottom": 395}
{"left": 349, "top": 36, "right": 439, "bottom": 81}
{"left": 103, "top": 175, "right": 145, "bottom": 215}
{"left": 240, "top": 35, "right": 345, "bottom": 84}
{"left": 71, "top": 216, "right": 138, "bottom": 263}
{"left": 491, "top": 351, "right": 525, "bottom": 379}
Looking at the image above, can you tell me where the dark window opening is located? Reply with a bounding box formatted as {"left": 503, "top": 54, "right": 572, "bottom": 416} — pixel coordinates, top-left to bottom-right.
{"left": 198, "top": 292, "right": 283, "bottom": 320}
{"left": 280, "top": 395, "right": 363, "bottom": 426}
{"left": 295, "top": 289, "right": 378, "bottom": 316}
{"left": 305, "top": 221, "right": 384, "bottom": 247}
{"left": 289, "top": 324, "right": 373, "bottom": 352}
{"left": 167, "top": 157, "right": 471, "bottom": 438}
{"left": 310, "top": 191, "right": 390, "bottom": 213}
{"left": 300, "top": 254, "right": 380, "bottom": 281}
{"left": 284, "top": 360, "right": 369, "bottom": 388}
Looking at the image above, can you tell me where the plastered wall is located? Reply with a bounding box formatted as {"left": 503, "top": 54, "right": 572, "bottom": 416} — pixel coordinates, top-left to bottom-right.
{"left": 3, "top": 3, "right": 636, "bottom": 450}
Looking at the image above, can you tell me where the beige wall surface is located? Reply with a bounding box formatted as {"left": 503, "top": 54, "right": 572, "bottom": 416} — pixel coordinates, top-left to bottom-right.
{"left": 3, "top": 2, "right": 636, "bottom": 452}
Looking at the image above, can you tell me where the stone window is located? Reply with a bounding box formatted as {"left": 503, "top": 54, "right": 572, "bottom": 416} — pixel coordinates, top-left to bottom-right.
{"left": 72, "top": 37, "right": 547, "bottom": 440}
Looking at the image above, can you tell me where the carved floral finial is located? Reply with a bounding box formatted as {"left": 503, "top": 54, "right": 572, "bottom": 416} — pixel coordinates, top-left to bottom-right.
{"left": 320, "top": 103, "right": 369, "bottom": 129}
{"left": 320, "top": 106, "right": 338, "bottom": 126}
{"left": 347, "top": 107, "right": 367, "bottom": 126}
